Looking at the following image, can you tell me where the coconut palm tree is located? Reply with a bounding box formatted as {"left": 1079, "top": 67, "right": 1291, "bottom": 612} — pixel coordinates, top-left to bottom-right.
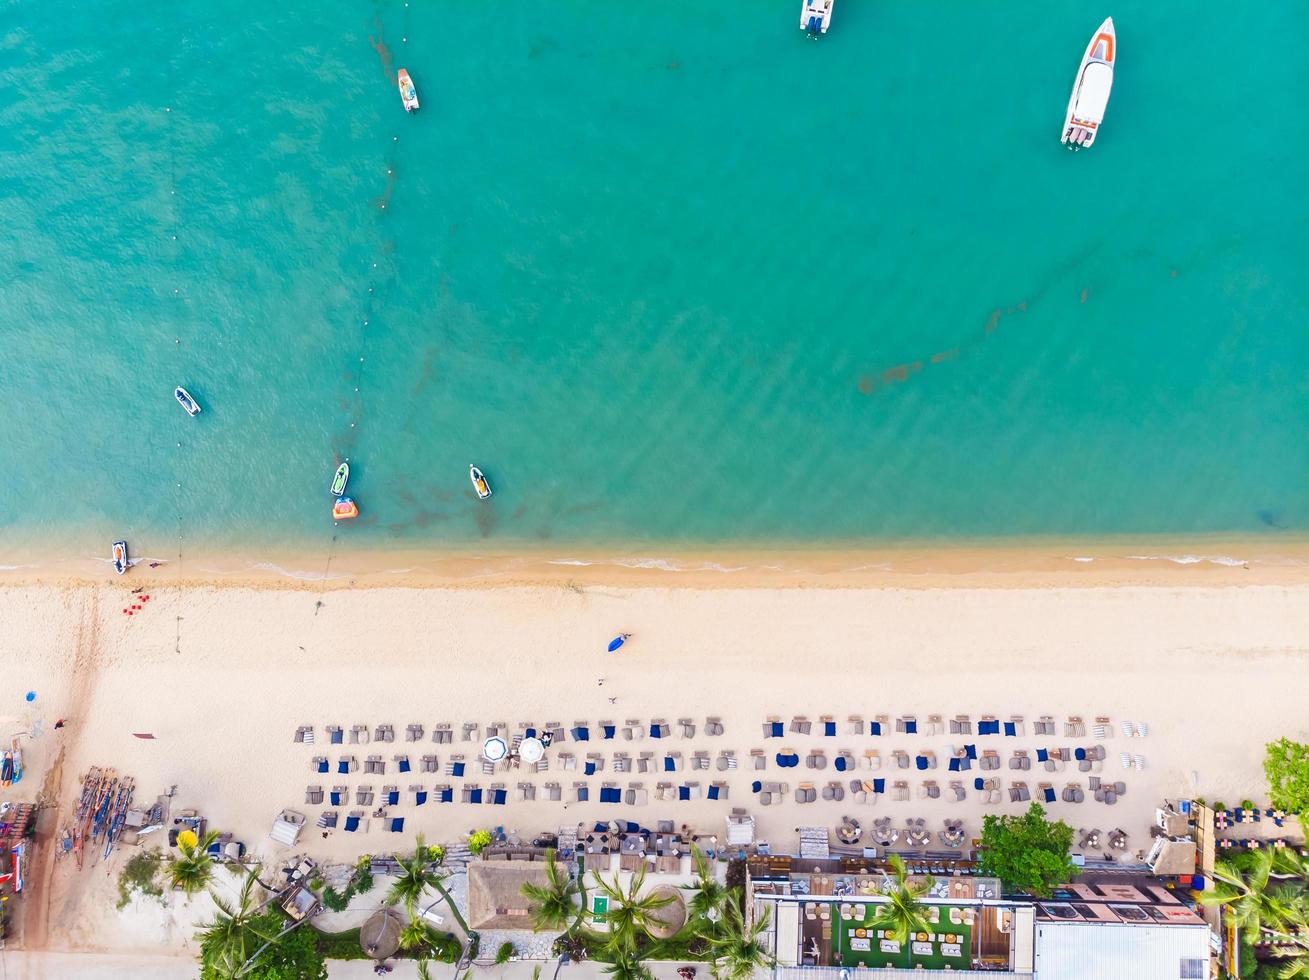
{"left": 196, "top": 865, "right": 278, "bottom": 979}
{"left": 521, "top": 848, "right": 584, "bottom": 932}
{"left": 601, "top": 954, "right": 655, "bottom": 980}
{"left": 589, "top": 867, "right": 674, "bottom": 957}
{"left": 171, "top": 828, "right": 222, "bottom": 896}
{"left": 869, "top": 854, "right": 933, "bottom": 948}
{"left": 708, "top": 899, "right": 774, "bottom": 980}
{"left": 388, "top": 836, "right": 447, "bottom": 914}
{"left": 682, "top": 845, "right": 729, "bottom": 933}
{"left": 1198, "top": 851, "right": 1297, "bottom": 945}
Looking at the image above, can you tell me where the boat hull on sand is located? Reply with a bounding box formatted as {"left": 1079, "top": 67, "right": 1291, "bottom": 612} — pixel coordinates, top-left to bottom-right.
{"left": 1061, "top": 18, "right": 1115, "bottom": 149}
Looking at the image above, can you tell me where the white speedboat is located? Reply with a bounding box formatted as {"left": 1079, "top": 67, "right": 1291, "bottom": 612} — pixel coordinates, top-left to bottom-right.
{"left": 1061, "top": 18, "right": 1116, "bottom": 149}
{"left": 174, "top": 386, "right": 201, "bottom": 416}
{"left": 397, "top": 69, "right": 419, "bottom": 112}
{"left": 469, "top": 465, "right": 492, "bottom": 500}
{"left": 800, "top": 0, "right": 833, "bottom": 36}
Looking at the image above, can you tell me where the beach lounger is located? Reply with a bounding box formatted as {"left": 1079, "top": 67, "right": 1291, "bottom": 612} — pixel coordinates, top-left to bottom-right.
{"left": 445, "top": 756, "right": 466, "bottom": 777}
{"left": 544, "top": 782, "right": 561, "bottom": 801}
{"left": 806, "top": 750, "right": 827, "bottom": 770}
{"left": 395, "top": 755, "right": 411, "bottom": 773}
{"left": 691, "top": 751, "right": 710, "bottom": 771}
{"left": 926, "top": 714, "right": 943, "bottom": 735}
{"left": 1120, "top": 720, "right": 1135, "bottom": 738}
{"left": 490, "top": 784, "right": 508, "bottom": 805}
{"left": 597, "top": 783, "right": 619, "bottom": 803}
{"left": 708, "top": 781, "right": 728, "bottom": 801}
{"left": 751, "top": 749, "right": 767, "bottom": 770}
{"left": 981, "top": 750, "right": 1000, "bottom": 771}
{"left": 625, "top": 783, "right": 648, "bottom": 806}
{"left": 381, "top": 785, "right": 398, "bottom": 806}
{"left": 486, "top": 722, "right": 506, "bottom": 738}
{"left": 862, "top": 749, "right": 881, "bottom": 770}
{"left": 338, "top": 756, "right": 357, "bottom": 775}
{"left": 1113, "top": 781, "right": 1127, "bottom": 795}
{"left": 317, "top": 810, "right": 338, "bottom": 829}
{"left": 534, "top": 757, "right": 550, "bottom": 773}
{"left": 543, "top": 722, "right": 564, "bottom": 743}
{"left": 467, "top": 785, "right": 485, "bottom": 804}
{"left": 313, "top": 756, "right": 328, "bottom": 773}
{"left": 820, "top": 715, "right": 837, "bottom": 737}
{"left": 344, "top": 811, "right": 363, "bottom": 833}
{"left": 305, "top": 785, "right": 324, "bottom": 805}
{"left": 328, "top": 725, "right": 344, "bottom": 744}
{"left": 1035, "top": 716, "right": 1055, "bottom": 736}
{"left": 480, "top": 757, "right": 497, "bottom": 775}
{"left": 917, "top": 751, "right": 938, "bottom": 771}
{"left": 599, "top": 720, "right": 616, "bottom": 740}
{"left": 375, "top": 724, "right": 395, "bottom": 743}
{"left": 585, "top": 753, "right": 605, "bottom": 775}
{"left": 650, "top": 719, "right": 669, "bottom": 739}
{"left": 637, "top": 751, "right": 654, "bottom": 774}
{"left": 421, "top": 754, "right": 438, "bottom": 773}
{"left": 432, "top": 723, "right": 453, "bottom": 744}
{"left": 763, "top": 717, "right": 784, "bottom": 738}
{"left": 679, "top": 718, "right": 696, "bottom": 739}
{"left": 950, "top": 715, "right": 972, "bottom": 735}
{"left": 892, "top": 750, "right": 910, "bottom": 770}
{"left": 796, "top": 782, "right": 815, "bottom": 804}
{"left": 410, "top": 785, "right": 428, "bottom": 806}
{"left": 949, "top": 780, "right": 966, "bottom": 802}
{"left": 834, "top": 752, "right": 855, "bottom": 772}
{"left": 356, "top": 787, "right": 374, "bottom": 806}
{"left": 706, "top": 716, "right": 725, "bottom": 736}
{"left": 847, "top": 715, "right": 864, "bottom": 735}
{"left": 790, "top": 716, "right": 811, "bottom": 735}
{"left": 435, "top": 784, "right": 453, "bottom": 803}
{"left": 1136, "top": 721, "right": 1149, "bottom": 738}
{"left": 612, "top": 752, "right": 631, "bottom": 773}
{"left": 365, "top": 755, "right": 385, "bottom": 775}
{"left": 1092, "top": 722, "right": 1108, "bottom": 740}
{"left": 1005, "top": 716, "right": 1025, "bottom": 737}
{"left": 623, "top": 719, "right": 645, "bottom": 740}
{"left": 716, "top": 751, "right": 737, "bottom": 771}
{"left": 406, "top": 724, "right": 424, "bottom": 742}
{"left": 517, "top": 782, "right": 536, "bottom": 802}
{"left": 1039, "top": 782, "right": 1056, "bottom": 803}
{"left": 330, "top": 786, "right": 347, "bottom": 806}
{"left": 1133, "top": 755, "right": 1146, "bottom": 770}
{"left": 1065, "top": 716, "right": 1086, "bottom": 737}
{"left": 571, "top": 782, "right": 589, "bottom": 803}
{"left": 387, "top": 817, "right": 404, "bottom": 833}
{"left": 663, "top": 752, "right": 682, "bottom": 772}
{"left": 923, "top": 780, "right": 940, "bottom": 799}
{"left": 559, "top": 752, "right": 577, "bottom": 771}
{"left": 1120, "top": 752, "right": 1132, "bottom": 769}
{"left": 570, "top": 722, "right": 590, "bottom": 742}
{"left": 462, "top": 722, "right": 480, "bottom": 742}
{"left": 294, "top": 726, "right": 315, "bottom": 744}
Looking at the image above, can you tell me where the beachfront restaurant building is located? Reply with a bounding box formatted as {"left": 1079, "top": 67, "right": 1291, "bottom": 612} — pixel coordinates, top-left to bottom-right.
{"left": 753, "top": 865, "right": 1211, "bottom": 979}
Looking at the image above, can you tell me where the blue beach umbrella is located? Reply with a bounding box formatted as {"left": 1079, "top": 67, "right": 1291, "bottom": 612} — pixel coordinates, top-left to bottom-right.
{"left": 607, "top": 633, "right": 631, "bottom": 653}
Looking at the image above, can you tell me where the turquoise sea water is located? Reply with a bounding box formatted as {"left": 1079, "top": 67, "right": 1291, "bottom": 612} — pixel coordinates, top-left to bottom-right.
{"left": 2, "top": 1, "right": 1307, "bottom": 556}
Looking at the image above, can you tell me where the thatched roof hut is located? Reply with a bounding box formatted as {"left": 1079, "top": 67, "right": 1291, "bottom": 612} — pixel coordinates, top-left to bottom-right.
{"left": 467, "top": 859, "right": 553, "bottom": 931}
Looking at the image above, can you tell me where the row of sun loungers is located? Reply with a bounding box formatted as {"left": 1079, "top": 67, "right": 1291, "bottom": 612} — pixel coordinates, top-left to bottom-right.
{"left": 761, "top": 714, "right": 1139, "bottom": 739}
{"left": 311, "top": 749, "right": 745, "bottom": 777}
{"left": 296, "top": 718, "right": 727, "bottom": 746}
{"left": 751, "top": 777, "right": 1128, "bottom": 807}
{"left": 749, "top": 744, "right": 1114, "bottom": 774}
{"left": 305, "top": 779, "right": 729, "bottom": 812}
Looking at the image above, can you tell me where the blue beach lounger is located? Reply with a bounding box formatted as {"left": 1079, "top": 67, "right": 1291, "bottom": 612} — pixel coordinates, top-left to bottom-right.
{"left": 451, "top": 762, "right": 466, "bottom": 777}
{"left": 330, "top": 728, "right": 343, "bottom": 744}
{"left": 752, "top": 780, "right": 763, "bottom": 793}
{"left": 386, "top": 790, "right": 399, "bottom": 805}
{"left": 571, "top": 726, "right": 590, "bottom": 742}
{"left": 823, "top": 720, "right": 837, "bottom": 736}
{"left": 1004, "top": 722, "right": 1018, "bottom": 736}
{"left": 708, "top": 784, "right": 721, "bottom": 800}
{"left": 389, "top": 818, "right": 405, "bottom": 833}
{"left": 603, "top": 725, "right": 616, "bottom": 739}
{"left": 651, "top": 723, "right": 667, "bottom": 738}
{"left": 415, "top": 790, "right": 428, "bottom": 806}
{"left": 438, "top": 788, "right": 453, "bottom": 803}
{"left": 869, "top": 720, "right": 883, "bottom": 736}
{"left": 330, "top": 789, "right": 345, "bottom": 806}
{"left": 317, "top": 759, "right": 329, "bottom": 773}
{"left": 679, "top": 786, "right": 691, "bottom": 801}
{"left": 1036, "top": 749, "right": 1049, "bottom": 763}
{"left": 469, "top": 788, "right": 483, "bottom": 804}
{"left": 399, "top": 757, "right": 411, "bottom": 773}
{"left": 337, "top": 759, "right": 350, "bottom": 774}
{"left": 916, "top": 755, "right": 929, "bottom": 770}
{"left": 767, "top": 721, "right": 784, "bottom": 738}
{"left": 1042, "top": 786, "right": 1056, "bottom": 803}
{"left": 663, "top": 756, "right": 676, "bottom": 772}
{"left": 345, "top": 815, "right": 360, "bottom": 832}
{"left": 492, "top": 788, "right": 507, "bottom": 804}
{"left": 873, "top": 778, "right": 885, "bottom": 793}
{"left": 974, "top": 778, "right": 985, "bottom": 791}
{"left": 585, "top": 762, "right": 597, "bottom": 776}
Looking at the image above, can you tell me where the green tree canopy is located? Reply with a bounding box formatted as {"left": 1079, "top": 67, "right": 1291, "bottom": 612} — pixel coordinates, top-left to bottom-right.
{"left": 976, "top": 802, "right": 1076, "bottom": 898}
{"left": 1266, "top": 738, "right": 1309, "bottom": 813}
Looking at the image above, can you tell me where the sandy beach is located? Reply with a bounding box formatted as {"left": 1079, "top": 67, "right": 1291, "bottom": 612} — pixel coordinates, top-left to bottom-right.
{"left": 1, "top": 559, "right": 1307, "bottom": 955}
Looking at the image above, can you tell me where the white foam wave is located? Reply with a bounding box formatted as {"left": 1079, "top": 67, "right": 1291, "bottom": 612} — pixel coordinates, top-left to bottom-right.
{"left": 251, "top": 562, "right": 346, "bottom": 582}
{"left": 1126, "top": 554, "right": 1248, "bottom": 567}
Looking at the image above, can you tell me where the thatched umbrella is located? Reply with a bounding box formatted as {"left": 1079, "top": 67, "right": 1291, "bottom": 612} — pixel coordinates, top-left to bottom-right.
{"left": 645, "top": 885, "right": 687, "bottom": 940}
{"left": 360, "top": 908, "right": 403, "bottom": 959}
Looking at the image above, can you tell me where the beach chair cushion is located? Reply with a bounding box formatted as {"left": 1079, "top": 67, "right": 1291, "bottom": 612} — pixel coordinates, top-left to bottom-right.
{"left": 389, "top": 818, "right": 405, "bottom": 832}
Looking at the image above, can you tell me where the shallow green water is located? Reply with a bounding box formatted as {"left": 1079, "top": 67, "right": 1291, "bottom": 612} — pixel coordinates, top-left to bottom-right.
{"left": 2, "top": 1, "right": 1307, "bottom": 557}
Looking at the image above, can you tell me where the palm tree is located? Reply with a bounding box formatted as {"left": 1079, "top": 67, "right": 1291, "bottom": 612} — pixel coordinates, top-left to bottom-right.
{"left": 1198, "top": 851, "right": 1296, "bottom": 945}
{"left": 171, "top": 828, "right": 222, "bottom": 896}
{"left": 521, "top": 849, "right": 583, "bottom": 932}
{"left": 388, "top": 836, "right": 446, "bottom": 914}
{"left": 683, "top": 845, "right": 729, "bottom": 933}
{"left": 601, "top": 954, "right": 655, "bottom": 980}
{"left": 589, "top": 867, "right": 674, "bottom": 957}
{"left": 869, "top": 855, "right": 933, "bottom": 948}
{"left": 708, "top": 899, "right": 774, "bottom": 980}
{"left": 196, "top": 865, "right": 278, "bottom": 979}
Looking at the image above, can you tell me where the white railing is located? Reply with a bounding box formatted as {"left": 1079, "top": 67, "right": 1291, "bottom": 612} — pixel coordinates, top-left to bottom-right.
{"left": 775, "top": 967, "right": 1033, "bottom": 980}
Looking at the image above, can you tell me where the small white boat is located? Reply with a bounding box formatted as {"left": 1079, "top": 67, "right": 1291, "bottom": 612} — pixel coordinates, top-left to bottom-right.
{"left": 1061, "top": 18, "right": 1116, "bottom": 149}
{"left": 800, "top": 0, "right": 833, "bottom": 36}
{"left": 112, "top": 540, "right": 129, "bottom": 575}
{"left": 174, "top": 386, "right": 201, "bottom": 417}
{"left": 398, "top": 69, "right": 419, "bottom": 113}
{"left": 469, "top": 465, "right": 492, "bottom": 500}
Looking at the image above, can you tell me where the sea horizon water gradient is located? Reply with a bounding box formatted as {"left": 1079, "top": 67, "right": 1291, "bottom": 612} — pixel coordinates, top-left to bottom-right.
{"left": 2, "top": 1, "right": 1307, "bottom": 559}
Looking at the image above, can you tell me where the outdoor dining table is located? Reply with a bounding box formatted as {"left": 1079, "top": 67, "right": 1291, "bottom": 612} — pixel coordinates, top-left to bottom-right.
{"left": 941, "top": 943, "right": 962, "bottom": 958}
{"left": 620, "top": 834, "right": 644, "bottom": 855}
{"left": 912, "top": 942, "right": 932, "bottom": 957}
{"left": 848, "top": 937, "right": 871, "bottom": 952}
{"left": 879, "top": 939, "right": 901, "bottom": 954}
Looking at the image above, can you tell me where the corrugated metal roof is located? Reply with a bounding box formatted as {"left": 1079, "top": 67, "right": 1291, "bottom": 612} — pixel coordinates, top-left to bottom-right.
{"left": 1033, "top": 921, "right": 1210, "bottom": 980}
